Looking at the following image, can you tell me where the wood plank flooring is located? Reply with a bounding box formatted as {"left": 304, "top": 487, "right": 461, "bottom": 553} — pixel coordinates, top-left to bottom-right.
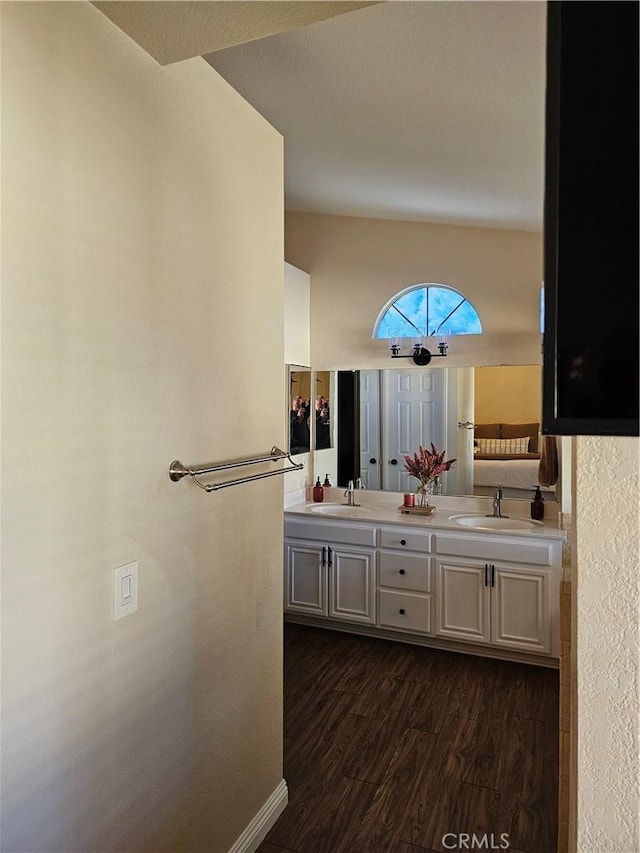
{"left": 258, "top": 623, "right": 559, "bottom": 853}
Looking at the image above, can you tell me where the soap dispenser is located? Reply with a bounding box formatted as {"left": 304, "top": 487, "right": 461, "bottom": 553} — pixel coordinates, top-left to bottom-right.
{"left": 313, "top": 477, "right": 324, "bottom": 502}
{"left": 323, "top": 474, "right": 331, "bottom": 488}
{"left": 531, "top": 485, "right": 544, "bottom": 520}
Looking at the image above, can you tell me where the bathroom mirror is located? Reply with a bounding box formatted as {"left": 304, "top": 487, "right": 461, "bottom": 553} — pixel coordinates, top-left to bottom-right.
{"left": 288, "top": 365, "right": 312, "bottom": 456}
{"left": 314, "top": 370, "right": 333, "bottom": 451}
{"left": 322, "top": 364, "right": 561, "bottom": 501}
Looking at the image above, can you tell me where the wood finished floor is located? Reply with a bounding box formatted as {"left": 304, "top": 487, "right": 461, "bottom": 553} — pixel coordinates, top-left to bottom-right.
{"left": 258, "top": 623, "right": 559, "bottom": 853}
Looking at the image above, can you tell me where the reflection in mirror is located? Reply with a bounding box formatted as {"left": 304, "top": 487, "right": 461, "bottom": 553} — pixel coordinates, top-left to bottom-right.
{"left": 471, "top": 365, "right": 555, "bottom": 499}
{"left": 289, "top": 366, "right": 311, "bottom": 456}
{"left": 336, "top": 365, "right": 560, "bottom": 501}
{"left": 314, "top": 371, "right": 332, "bottom": 450}
{"left": 355, "top": 366, "right": 474, "bottom": 495}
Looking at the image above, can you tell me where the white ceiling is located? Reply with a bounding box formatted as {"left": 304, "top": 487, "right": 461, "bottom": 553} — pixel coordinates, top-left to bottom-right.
{"left": 205, "top": 1, "right": 547, "bottom": 232}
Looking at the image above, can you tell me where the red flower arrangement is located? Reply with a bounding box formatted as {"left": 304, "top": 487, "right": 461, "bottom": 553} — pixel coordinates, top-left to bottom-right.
{"left": 403, "top": 443, "right": 456, "bottom": 500}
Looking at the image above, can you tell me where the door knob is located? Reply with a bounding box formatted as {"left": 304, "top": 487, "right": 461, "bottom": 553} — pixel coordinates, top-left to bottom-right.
{"left": 369, "top": 458, "right": 377, "bottom": 464}
{"left": 390, "top": 458, "right": 398, "bottom": 465}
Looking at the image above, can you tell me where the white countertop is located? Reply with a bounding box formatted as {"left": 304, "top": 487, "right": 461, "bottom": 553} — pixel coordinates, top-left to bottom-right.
{"left": 285, "top": 488, "right": 566, "bottom": 540}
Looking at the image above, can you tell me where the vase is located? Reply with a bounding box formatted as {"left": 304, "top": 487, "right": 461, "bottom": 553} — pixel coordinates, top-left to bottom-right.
{"left": 416, "top": 482, "right": 433, "bottom": 507}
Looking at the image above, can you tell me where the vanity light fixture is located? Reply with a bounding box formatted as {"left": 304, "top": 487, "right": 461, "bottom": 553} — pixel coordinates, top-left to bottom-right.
{"left": 389, "top": 334, "right": 449, "bottom": 366}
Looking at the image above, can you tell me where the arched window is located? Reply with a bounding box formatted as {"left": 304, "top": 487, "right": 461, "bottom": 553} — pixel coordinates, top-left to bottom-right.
{"left": 373, "top": 283, "right": 482, "bottom": 340}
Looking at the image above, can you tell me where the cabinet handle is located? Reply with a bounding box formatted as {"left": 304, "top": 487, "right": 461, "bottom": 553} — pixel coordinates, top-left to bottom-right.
{"left": 399, "top": 608, "right": 405, "bottom": 615}
{"left": 322, "top": 547, "right": 326, "bottom": 567}
{"left": 484, "top": 563, "right": 488, "bottom": 586}
{"left": 399, "top": 569, "right": 406, "bottom": 575}
{"left": 327, "top": 546, "right": 333, "bottom": 569}
{"left": 491, "top": 564, "right": 496, "bottom": 587}
{"left": 369, "top": 458, "right": 377, "bottom": 465}
{"left": 400, "top": 539, "right": 406, "bottom": 546}
{"left": 390, "top": 458, "right": 398, "bottom": 465}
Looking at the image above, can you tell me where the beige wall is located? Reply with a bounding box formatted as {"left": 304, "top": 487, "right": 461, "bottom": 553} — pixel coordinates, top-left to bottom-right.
{"left": 285, "top": 211, "right": 543, "bottom": 370}
{"left": 574, "top": 436, "right": 640, "bottom": 853}
{"left": 1, "top": 4, "right": 284, "bottom": 852}
{"left": 474, "top": 365, "right": 541, "bottom": 424}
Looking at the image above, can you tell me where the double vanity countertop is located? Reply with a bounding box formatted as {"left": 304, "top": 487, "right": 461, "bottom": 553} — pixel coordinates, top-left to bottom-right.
{"left": 285, "top": 488, "right": 567, "bottom": 540}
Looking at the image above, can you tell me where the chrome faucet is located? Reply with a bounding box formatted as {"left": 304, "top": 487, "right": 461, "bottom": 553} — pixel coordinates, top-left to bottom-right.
{"left": 343, "top": 480, "right": 360, "bottom": 507}
{"left": 355, "top": 478, "right": 366, "bottom": 491}
{"left": 489, "top": 484, "right": 508, "bottom": 518}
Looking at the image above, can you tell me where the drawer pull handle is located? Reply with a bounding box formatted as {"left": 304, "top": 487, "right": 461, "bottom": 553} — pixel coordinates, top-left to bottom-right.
{"left": 399, "top": 569, "right": 406, "bottom": 575}
{"left": 400, "top": 539, "right": 406, "bottom": 546}
{"left": 399, "top": 608, "right": 405, "bottom": 615}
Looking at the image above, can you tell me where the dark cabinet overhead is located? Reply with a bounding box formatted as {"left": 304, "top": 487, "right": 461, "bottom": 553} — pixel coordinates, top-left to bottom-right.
{"left": 542, "top": 1, "right": 639, "bottom": 436}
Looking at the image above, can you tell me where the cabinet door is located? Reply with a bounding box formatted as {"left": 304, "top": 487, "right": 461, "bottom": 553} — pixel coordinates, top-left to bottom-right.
{"left": 284, "top": 541, "right": 327, "bottom": 616}
{"left": 435, "top": 559, "right": 490, "bottom": 645}
{"left": 492, "top": 565, "right": 550, "bottom": 654}
{"left": 329, "top": 546, "right": 375, "bottom": 624}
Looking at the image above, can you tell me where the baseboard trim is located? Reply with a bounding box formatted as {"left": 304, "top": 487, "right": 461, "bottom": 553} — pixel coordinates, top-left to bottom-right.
{"left": 227, "top": 778, "right": 288, "bottom": 853}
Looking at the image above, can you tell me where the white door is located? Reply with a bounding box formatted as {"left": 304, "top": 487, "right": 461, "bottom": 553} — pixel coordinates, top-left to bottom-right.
{"left": 492, "top": 564, "right": 550, "bottom": 654}
{"left": 329, "top": 546, "right": 375, "bottom": 624}
{"left": 383, "top": 368, "right": 446, "bottom": 492}
{"left": 359, "top": 370, "right": 381, "bottom": 489}
{"left": 435, "top": 559, "right": 491, "bottom": 645}
{"left": 284, "top": 541, "right": 327, "bottom": 616}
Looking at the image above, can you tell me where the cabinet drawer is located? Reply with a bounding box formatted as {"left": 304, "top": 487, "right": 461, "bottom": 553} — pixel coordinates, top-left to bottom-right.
{"left": 434, "top": 533, "right": 557, "bottom": 567}
{"left": 285, "top": 519, "right": 376, "bottom": 547}
{"left": 379, "top": 552, "right": 430, "bottom": 592}
{"left": 378, "top": 590, "right": 431, "bottom": 634}
{"left": 379, "top": 527, "right": 431, "bottom": 553}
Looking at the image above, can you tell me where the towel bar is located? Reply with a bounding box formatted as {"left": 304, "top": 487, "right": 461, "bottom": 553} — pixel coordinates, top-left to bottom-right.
{"left": 169, "top": 446, "right": 304, "bottom": 492}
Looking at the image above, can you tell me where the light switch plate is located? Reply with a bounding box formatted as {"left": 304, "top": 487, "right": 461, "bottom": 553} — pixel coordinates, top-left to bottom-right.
{"left": 114, "top": 561, "right": 138, "bottom": 620}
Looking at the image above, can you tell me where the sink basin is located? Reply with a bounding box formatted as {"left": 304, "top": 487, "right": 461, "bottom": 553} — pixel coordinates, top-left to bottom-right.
{"left": 449, "top": 514, "right": 543, "bottom": 532}
{"left": 310, "top": 504, "right": 368, "bottom": 517}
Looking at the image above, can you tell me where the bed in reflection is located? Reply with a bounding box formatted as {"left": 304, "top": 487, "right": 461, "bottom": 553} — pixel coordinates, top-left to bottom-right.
{"left": 472, "top": 421, "right": 558, "bottom": 499}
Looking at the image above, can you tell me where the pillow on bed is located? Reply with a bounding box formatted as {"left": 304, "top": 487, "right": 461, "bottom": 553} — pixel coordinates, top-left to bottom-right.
{"left": 475, "top": 436, "right": 530, "bottom": 454}
{"left": 474, "top": 423, "right": 501, "bottom": 439}
{"left": 501, "top": 422, "right": 539, "bottom": 453}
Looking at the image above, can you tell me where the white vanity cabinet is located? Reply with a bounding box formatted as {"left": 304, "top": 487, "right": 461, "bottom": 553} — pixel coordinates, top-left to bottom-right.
{"left": 284, "top": 509, "right": 564, "bottom": 664}
{"left": 377, "top": 526, "right": 432, "bottom": 635}
{"left": 284, "top": 518, "right": 376, "bottom": 625}
{"left": 434, "top": 532, "right": 562, "bottom": 656}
